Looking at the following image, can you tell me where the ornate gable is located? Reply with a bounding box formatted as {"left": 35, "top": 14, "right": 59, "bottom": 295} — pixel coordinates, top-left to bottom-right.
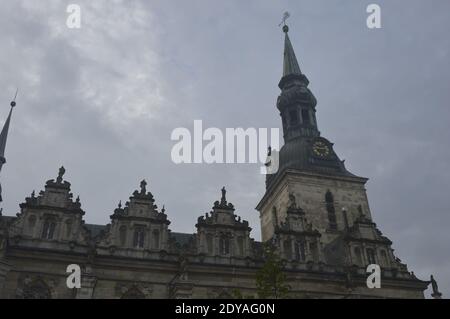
{"left": 110, "top": 180, "right": 168, "bottom": 223}
{"left": 343, "top": 212, "right": 408, "bottom": 272}
{"left": 97, "top": 180, "right": 171, "bottom": 254}
{"left": 9, "top": 167, "right": 90, "bottom": 247}
{"left": 194, "top": 188, "right": 254, "bottom": 258}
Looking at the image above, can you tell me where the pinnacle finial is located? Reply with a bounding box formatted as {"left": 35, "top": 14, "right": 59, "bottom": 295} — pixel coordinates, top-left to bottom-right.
{"left": 118, "top": 200, "right": 122, "bottom": 208}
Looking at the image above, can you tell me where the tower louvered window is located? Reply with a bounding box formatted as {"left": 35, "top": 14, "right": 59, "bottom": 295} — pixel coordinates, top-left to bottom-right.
{"left": 325, "top": 191, "right": 337, "bottom": 230}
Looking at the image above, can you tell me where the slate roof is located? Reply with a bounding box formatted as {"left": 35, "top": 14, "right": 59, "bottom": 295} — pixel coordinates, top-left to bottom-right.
{"left": 85, "top": 224, "right": 107, "bottom": 238}
{"left": 170, "top": 232, "right": 194, "bottom": 246}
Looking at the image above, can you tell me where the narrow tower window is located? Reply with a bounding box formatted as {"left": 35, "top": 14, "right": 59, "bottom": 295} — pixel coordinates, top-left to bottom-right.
{"left": 325, "top": 191, "right": 338, "bottom": 230}
{"left": 289, "top": 110, "right": 298, "bottom": 125}
{"left": 301, "top": 109, "right": 310, "bottom": 125}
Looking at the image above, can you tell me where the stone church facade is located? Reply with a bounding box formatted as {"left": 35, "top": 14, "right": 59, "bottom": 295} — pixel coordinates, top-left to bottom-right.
{"left": 0, "top": 25, "right": 430, "bottom": 299}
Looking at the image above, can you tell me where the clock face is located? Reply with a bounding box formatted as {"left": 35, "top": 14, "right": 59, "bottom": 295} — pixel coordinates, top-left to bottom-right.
{"left": 312, "top": 141, "right": 330, "bottom": 158}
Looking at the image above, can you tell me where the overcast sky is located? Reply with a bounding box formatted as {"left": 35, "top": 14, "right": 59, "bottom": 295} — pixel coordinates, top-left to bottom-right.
{"left": 0, "top": 0, "right": 449, "bottom": 298}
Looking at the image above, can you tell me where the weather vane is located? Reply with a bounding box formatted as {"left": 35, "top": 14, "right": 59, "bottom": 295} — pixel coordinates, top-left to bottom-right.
{"left": 278, "top": 11, "right": 291, "bottom": 27}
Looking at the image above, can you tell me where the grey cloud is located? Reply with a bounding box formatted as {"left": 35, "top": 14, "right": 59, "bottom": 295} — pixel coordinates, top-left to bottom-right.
{"left": 0, "top": 0, "right": 448, "bottom": 297}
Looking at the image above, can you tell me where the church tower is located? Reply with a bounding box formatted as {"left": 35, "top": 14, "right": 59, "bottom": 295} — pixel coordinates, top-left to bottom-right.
{"left": 257, "top": 24, "right": 370, "bottom": 244}
{"left": 256, "top": 23, "right": 429, "bottom": 298}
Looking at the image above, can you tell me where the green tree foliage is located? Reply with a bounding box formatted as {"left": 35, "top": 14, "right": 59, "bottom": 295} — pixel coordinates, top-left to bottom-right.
{"left": 256, "top": 243, "right": 291, "bottom": 299}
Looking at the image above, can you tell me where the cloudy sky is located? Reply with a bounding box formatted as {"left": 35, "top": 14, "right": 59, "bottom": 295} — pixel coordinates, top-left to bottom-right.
{"left": 0, "top": 0, "right": 449, "bottom": 298}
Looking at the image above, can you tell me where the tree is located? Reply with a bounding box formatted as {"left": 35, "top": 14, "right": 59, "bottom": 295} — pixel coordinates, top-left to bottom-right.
{"left": 256, "top": 243, "right": 291, "bottom": 299}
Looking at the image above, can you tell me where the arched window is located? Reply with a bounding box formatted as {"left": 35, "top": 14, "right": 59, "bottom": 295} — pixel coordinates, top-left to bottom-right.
{"left": 366, "top": 248, "right": 377, "bottom": 265}
{"left": 325, "top": 191, "right": 337, "bottom": 230}
{"left": 289, "top": 110, "right": 298, "bottom": 125}
{"left": 301, "top": 109, "right": 311, "bottom": 125}
{"left": 219, "top": 235, "right": 230, "bottom": 255}
{"left": 119, "top": 226, "right": 127, "bottom": 246}
{"left": 152, "top": 230, "right": 160, "bottom": 250}
{"left": 354, "top": 247, "right": 363, "bottom": 265}
{"left": 42, "top": 219, "right": 56, "bottom": 240}
{"left": 133, "top": 226, "right": 146, "bottom": 248}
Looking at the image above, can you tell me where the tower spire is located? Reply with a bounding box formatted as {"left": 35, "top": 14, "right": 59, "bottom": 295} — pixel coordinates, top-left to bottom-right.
{"left": 278, "top": 20, "right": 310, "bottom": 91}
{"left": 282, "top": 25, "right": 302, "bottom": 77}
{"left": 0, "top": 90, "right": 18, "bottom": 202}
{"left": 276, "top": 22, "right": 318, "bottom": 142}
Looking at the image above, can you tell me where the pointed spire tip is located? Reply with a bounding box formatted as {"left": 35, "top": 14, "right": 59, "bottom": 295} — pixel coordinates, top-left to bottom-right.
{"left": 282, "top": 30, "right": 302, "bottom": 77}
{"left": 10, "top": 88, "right": 18, "bottom": 108}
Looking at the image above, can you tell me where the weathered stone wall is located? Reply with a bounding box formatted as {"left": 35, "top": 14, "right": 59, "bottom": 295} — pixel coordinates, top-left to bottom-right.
{"left": 0, "top": 251, "right": 426, "bottom": 299}
{"left": 259, "top": 170, "right": 371, "bottom": 244}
